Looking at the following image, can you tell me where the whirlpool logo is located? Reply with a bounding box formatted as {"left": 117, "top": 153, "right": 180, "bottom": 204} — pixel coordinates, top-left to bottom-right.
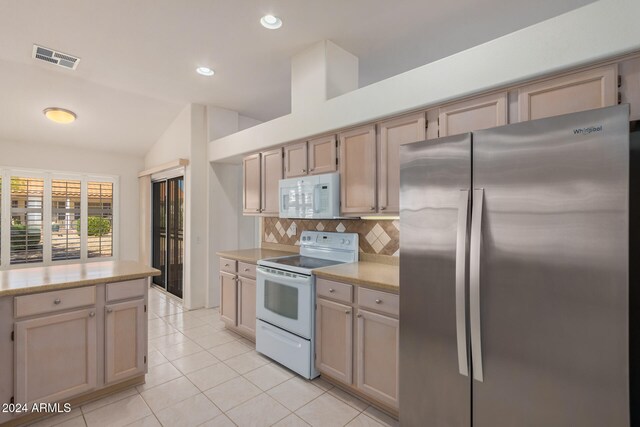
{"left": 573, "top": 125, "right": 603, "bottom": 135}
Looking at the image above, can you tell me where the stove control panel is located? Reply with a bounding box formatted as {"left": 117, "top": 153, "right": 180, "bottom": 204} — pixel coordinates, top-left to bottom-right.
{"left": 299, "top": 231, "right": 359, "bottom": 252}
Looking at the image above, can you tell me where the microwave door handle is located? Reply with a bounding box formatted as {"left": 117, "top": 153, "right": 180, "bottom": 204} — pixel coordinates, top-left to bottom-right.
{"left": 282, "top": 194, "right": 289, "bottom": 211}
{"left": 313, "top": 186, "right": 320, "bottom": 213}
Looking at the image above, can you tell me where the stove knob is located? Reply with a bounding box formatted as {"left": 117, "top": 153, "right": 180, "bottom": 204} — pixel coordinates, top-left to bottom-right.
{"left": 345, "top": 240, "right": 350, "bottom": 245}
{"left": 340, "top": 239, "right": 345, "bottom": 244}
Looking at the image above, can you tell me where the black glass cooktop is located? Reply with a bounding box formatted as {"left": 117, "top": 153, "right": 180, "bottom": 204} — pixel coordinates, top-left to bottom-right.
{"left": 269, "top": 255, "right": 343, "bottom": 270}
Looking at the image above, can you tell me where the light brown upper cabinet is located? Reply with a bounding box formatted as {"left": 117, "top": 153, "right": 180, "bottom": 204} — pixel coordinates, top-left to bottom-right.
{"left": 284, "top": 136, "right": 337, "bottom": 178}
{"left": 284, "top": 141, "right": 308, "bottom": 178}
{"left": 261, "top": 148, "right": 283, "bottom": 216}
{"left": 439, "top": 92, "right": 508, "bottom": 137}
{"left": 339, "top": 125, "right": 377, "bottom": 215}
{"left": 518, "top": 64, "right": 618, "bottom": 122}
{"left": 378, "top": 113, "right": 426, "bottom": 214}
{"left": 242, "top": 153, "right": 261, "bottom": 215}
{"left": 308, "top": 135, "right": 338, "bottom": 175}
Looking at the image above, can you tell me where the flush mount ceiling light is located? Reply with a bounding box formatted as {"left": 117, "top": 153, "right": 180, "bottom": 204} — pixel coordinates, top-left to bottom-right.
{"left": 196, "top": 66, "right": 215, "bottom": 76}
{"left": 43, "top": 108, "right": 76, "bottom": 124}
{"left": 260, "top": 14, "right": 282, "bottom": 29}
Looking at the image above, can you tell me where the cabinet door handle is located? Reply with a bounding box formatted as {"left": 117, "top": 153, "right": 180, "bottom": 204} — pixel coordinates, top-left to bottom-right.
{"left": 370, "top": 206, "right": 375, "bottom": 210}
{"left": 255, "top": 208, "right": 260, "bottom": 212}
{"left": 89, "top": 312, "right": 95, "bottom": 317}
{"left": 329, "top": 288, "right": 335, "bottom": 293}
{"left": 375, "top": 299, "right": 382, "bottom": 304}
{"left": 380, "top": 206, "right": 386, "bottom": 210}
{"left": 106, "top": 308, "right": 113, "bottom": 313}
{"left": 54, "top": 298, "right": 61, "bottom": 305}
{"left": 357, "top": 314, "right": 362, "bottom": 318}
{"left": 345, "top": 310, "right": 351, "bottom": 314}
{"left": 302, "top": 169, "right": 306, "bottom": 173}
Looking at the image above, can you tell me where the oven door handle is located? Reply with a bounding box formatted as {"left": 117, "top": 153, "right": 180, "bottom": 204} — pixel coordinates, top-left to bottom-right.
{"left": 257, "top": 267, "right": 310, "bottom": 285}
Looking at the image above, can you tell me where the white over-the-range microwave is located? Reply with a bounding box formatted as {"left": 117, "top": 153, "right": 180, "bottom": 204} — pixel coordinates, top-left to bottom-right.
{"left": 279, "top": 172, "right": 339, "bottom": 219}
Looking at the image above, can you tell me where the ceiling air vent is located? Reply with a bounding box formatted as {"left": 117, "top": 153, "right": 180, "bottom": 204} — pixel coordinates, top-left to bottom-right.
{"left": 32, "top": 44, "right": 80, "bottom": 70}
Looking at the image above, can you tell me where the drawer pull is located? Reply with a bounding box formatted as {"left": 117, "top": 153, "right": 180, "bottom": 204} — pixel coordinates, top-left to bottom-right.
{"left": 106, "top": 308, "right": 113, "bottom": 313}
{"left": 89, "top": 312, "right": 95, "bottom": 317}
{"left": 54, "top": 298, "right": 61, "bottom": 305}
{"left": 224, "top": 263, "right": 230, "bottom": 267}
{"left": 357, "top": 314, "right": 362, "bottom": 318}
{"left": 345, "top": 310, "right": 351, "bottom": 314}
{"left": 375, "top": 299, "right": 382, "bottom": 304}
{"left": 329, "top": 288, "right": 335, "bottom": 293}
{"left": 244, "top": 268, "right": 250, "bottom": 272}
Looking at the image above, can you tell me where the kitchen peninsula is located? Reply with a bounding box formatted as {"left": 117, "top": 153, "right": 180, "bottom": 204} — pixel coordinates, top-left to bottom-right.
{"left": 0, "top": 261, "right": 159, "bottom": 427}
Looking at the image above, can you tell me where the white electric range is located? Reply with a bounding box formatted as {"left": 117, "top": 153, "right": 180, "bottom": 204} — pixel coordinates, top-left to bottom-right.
{"left": 256, "top": 231, "right": 359, "bottom": 379}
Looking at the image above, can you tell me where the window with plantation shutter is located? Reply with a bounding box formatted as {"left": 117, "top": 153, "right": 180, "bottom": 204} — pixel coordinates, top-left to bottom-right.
{"left": 51, "top": 179, "right": 81, "bottom": 261}
{"left": 0, "top": 169, "right": 118, "bottom": 268}
{"left": 87, "top": 181, "right": 113, "bottom": 258}
{"left": 10, "top": 177, "right": 44, "bottom": 264}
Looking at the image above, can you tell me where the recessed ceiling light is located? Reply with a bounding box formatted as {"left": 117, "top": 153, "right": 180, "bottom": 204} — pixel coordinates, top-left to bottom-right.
{"left": 43, "top": 108, "right": 76, "bottom": 124}
{"left": 196, "top": 66, "right": 215, "bottom": 76}
{"left": 260, "top": 14, "right": 282, "bottom": 29}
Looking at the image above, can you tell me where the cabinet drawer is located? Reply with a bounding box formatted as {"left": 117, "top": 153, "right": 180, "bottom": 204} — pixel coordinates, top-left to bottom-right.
{"left": 238, "top": 262, "right": 256, "bottom": 279}
{"left": 317, "top": 278, "right": 353, "bottom": 304}
{"left": 15, "top": 286, "right": 96, "bottom": 318}
{"left": 358, "top": 287, "right": 399, "bottom": 317}
{"left": 106, "top": 279, "right": 146, "bottom": 302}
{"left": 220, "top": 258, "right": 237, "bottom": 274}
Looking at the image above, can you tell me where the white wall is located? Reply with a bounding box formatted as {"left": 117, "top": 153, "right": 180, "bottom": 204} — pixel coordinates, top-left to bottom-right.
{"left": 145, "top": 103, "right": 207, "bottom": 309}
{"left": 145, "top": 104, "right": 191, "bottom": 168}
{"left": 145, "top": 104, "right": 258, "bottom": 309}
{"left": 0, "top": 139, "right": 143, "bottom": 261}
{"left": 186, "top": 104, "right": 208, "bottom": 309}
{"left": 206, "top": 106, "right": 259, "bottom": 307}
{"left": 208, "top": 0, "right": 640, "bottom": 161}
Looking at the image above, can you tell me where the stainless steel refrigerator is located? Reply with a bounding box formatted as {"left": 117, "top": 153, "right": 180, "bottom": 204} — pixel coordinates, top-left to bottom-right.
{"left": 399, "top": 104, "right": 630, "bottom": 427}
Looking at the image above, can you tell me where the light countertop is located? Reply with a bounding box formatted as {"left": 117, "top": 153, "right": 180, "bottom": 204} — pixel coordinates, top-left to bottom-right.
{"left": 217, "top": 247, "right": 399, "bottom": 292}
{"left": 0, "top": 260, "right": 160, "bottom": 297}
{"left": 216, "top": 248, "right": 296, "bottom": 264}
{"left": 313, "top": 261, "right": 399, "bottom": 293}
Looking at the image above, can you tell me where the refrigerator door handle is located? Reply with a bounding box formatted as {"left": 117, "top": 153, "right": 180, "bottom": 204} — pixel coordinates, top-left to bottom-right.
{"left": 455, "top": 189, "right": 470, "bottom": 377}
{"left": 470, "top": 188, "right": 484, "bottom": 382}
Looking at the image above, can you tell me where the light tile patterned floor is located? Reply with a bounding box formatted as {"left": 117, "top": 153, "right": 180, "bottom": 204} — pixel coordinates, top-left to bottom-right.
{"left": 30, "top": 287, "right": 399, "bottom": 427}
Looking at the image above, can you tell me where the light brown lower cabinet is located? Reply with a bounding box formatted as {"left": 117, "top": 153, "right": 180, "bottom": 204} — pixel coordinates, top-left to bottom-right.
{"left": 220, "top": 271, "right": 238, "bottom": 326}
{"left": 15, "top": 308, "right": 98, "bottom": 405}
{"left": 316, "top": 279, "right": 399, "bottom": 412}
{"left": 220, "top": 260, "right": 257, "bottom": 341}
{"left": 356, "top": 309, "right": 399, "bottom": 408}
{"left": 316, "top": 298, "right": 353, "bottom": 384}
{"left": 105, "top": 299, "right": 147, "bottom": 384}
{"left": 237, "top": 276, "right": 256, "bottom": 339}
{"left": 3, "top": 279, "right": 149, "bottom": 425}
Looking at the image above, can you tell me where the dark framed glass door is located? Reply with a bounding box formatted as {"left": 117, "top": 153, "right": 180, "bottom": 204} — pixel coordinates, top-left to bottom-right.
{"left": 152, "top": 176, "right": 184, "bottom": 298}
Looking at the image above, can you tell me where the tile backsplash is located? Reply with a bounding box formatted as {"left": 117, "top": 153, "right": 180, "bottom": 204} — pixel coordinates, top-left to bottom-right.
{"left": 261, "top": 217, "right": 400, "bottom": 256}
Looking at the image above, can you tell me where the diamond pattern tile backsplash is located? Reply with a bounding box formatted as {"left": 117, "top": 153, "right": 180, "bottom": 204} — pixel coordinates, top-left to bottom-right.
{"left": 262, "top": 217, "right": 400, "bottom": 256}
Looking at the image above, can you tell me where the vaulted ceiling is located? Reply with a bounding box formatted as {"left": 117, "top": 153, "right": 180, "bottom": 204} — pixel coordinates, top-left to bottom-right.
{"left": 0, "top": 0, "right": 596, "bottom": 155}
